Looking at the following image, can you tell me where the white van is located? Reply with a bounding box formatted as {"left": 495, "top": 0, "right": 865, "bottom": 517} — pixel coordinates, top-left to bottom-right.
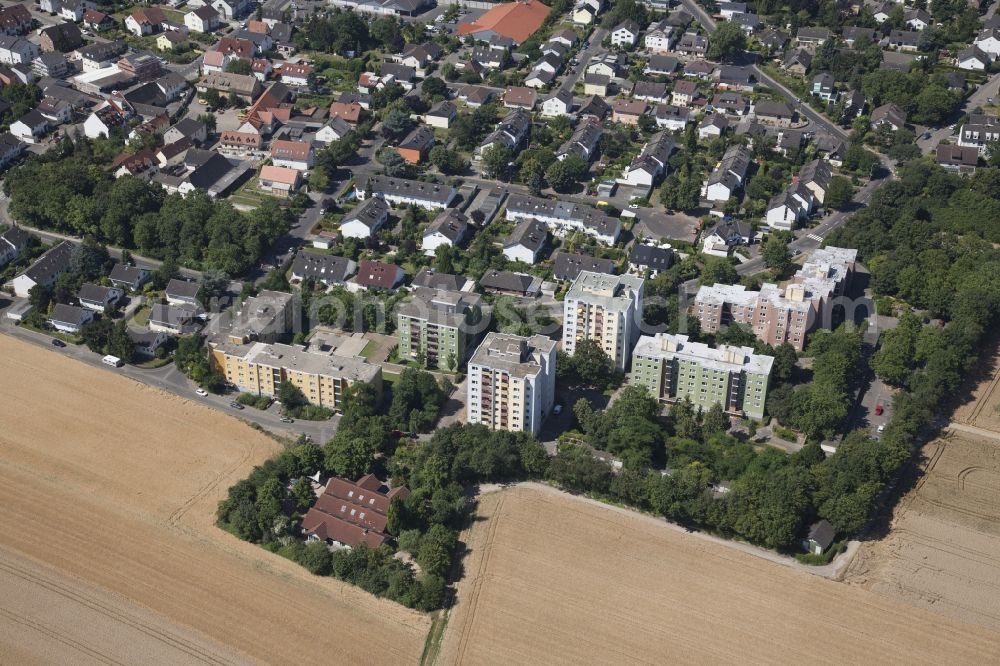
{"left": 102, "top": 355, "right": 123, "bottom": 367}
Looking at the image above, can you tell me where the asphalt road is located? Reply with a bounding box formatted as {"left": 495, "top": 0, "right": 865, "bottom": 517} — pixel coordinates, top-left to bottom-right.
{"left": 0, "top": 308, "right": 340, "bottom": 442}
{"left": 559, "top": 27, "right": 608, "bottom": 94}
{"left": 916, "top": 68, "right": 1000, "bottom": 154}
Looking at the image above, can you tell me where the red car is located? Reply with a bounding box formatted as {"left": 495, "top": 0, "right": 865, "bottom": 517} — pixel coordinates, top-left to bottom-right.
{"left": 875, "top": 405, "right": 884, "bottom": 416}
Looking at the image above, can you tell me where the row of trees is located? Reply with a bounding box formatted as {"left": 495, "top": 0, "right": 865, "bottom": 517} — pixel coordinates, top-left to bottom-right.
{"left": 217, "top": 377, "right": 497, "bottom": 611}
{"left": 5, "top": 144, "right": 294, "bottom": 275}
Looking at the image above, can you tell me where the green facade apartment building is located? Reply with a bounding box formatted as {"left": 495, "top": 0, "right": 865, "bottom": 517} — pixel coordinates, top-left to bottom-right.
{"left": 630, "top": 333, "right": 773, "bottom": 420}
{"left": 397, "top": 287, "right": 481, "bottom": 371}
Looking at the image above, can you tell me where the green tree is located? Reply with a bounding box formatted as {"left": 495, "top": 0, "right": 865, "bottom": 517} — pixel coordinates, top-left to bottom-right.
{"left": 429, "top": 145, "right": 464, "bottom": 175}
{"left": 382, "top": 108, "right": 415, "bottom": 141}
{"left": 872, "top": 312, "right": 920, "bottom": 386}
{"left": 301, "top": 539, "right": 332, "bottom": 575}
{"left": 197, "top": 113, "right": 217, "bottom": 134}
{"left": 702, "top": 402, "right": 730, "bottom": 436}
{"left": 568, "top": 339, "right": 616, "bottom": 389}
{"left": 324, "top": 431, "right": 379, "bottom": 479}
{"left": 107, "top": 320, "right": 135, "bottom": 363}
{"left": 225, "top": 59, "right": 252, "bottom": 75}
{"left": 707, "top": 22, "right": 747, "bottom": 62}
{"left": 480, "top": 145, "right": 514, "bottom": 180}
{"left": 277, "top": 381, "right": 308, "bottom": 411}
{"left": 699, "top": 257, "right": 739, "bottom": 285}
{"left": 381, "top": 149, "right": 410, "bottom": 177}
{"left": 371, "top": 17, "right": 404, "bottom": 51}
{"left": 421, "top": 76, "right": 448, "bottom": 100}
{"left": 291, "top": 476, "right": 316, "bottom": 511}
{"left": 825, "top": 176, "right": 854, "bottom": 210}
{"left": 726, "top": 465, "right": 811, "bottom": 549}
{"left": 761, "top": 234, "right": 793, "bottom": 276}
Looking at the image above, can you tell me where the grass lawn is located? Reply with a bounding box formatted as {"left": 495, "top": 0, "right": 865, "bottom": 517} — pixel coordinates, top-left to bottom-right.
{"left": 133, "top": 356, "right": 172, "bottom": 369}
{"left": 360, "top": 339, "right": 379, "bottom": 360}
{"left": 132, "top": 305, "right": 150, "bottom": 327}
{"left": 383, "top": 371, "right": 401, "bottom": 385}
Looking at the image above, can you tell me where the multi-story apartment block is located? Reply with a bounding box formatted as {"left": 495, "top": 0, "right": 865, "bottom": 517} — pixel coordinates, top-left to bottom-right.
{"left": 694, "top": 246, "right": 857, "bottom": 351}
{"left": 397, "top": 287, "right": 482, "bottom": 371}
{"left": 211, "top": 341, "right": 381, "bottom": 410}
{"left": 467, "top": 333, "right": 556, "bottom": 435}
{"left": 563, "top": 271, "right": 645, "bottom": 371}
{"left": 631, "top": 333, "right": 773, "bottom": 420}
{"left": 225, "top": 289, "right": 295, "bottom": 344}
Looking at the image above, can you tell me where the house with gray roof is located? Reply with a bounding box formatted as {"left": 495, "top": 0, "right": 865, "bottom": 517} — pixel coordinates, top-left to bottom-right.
{"left": 503, "top": 218, "right": 549, "bottom": 265}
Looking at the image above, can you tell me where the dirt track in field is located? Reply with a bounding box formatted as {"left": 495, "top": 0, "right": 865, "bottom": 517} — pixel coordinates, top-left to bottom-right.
{"left": 0, "top": 335, "right": 429, "bottom": 665}
{"left": 438, "top": 484, "right": 1000, "bottom": 665}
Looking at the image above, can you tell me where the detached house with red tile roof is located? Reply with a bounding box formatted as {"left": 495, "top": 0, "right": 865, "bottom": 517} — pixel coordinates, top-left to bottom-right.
{"left": 301, "top": 474, "right": 410, "bottom": 549}
{"left": 276, "top": 61, "right": 312, "bottom": 87}
{"left": 125, "top": 7, "right": 167, "bottom": 37}
{"left": 269, "top": 139, "right": 313, "bottom": 170}
{"left": 352, "top": 260, "right": 405, "bottom": 293}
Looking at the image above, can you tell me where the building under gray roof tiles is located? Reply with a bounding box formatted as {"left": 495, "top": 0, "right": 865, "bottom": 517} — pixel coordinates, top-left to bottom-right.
{"left": 165, "top": 278, "right": 200, "bottom": 300}
{"left": 614, "top": 19, "right": 642, "bottom": 34}
{"left": 478, "top": 269, "right": 541, "bottom": 295}
{"left": 49, "top": 302, "right": 90, "bottom": 327}
{"left": 709, "top": 144, "right": 752, "bottom": 186}
{"left": 425, "top": 209, "right": 470, "bottom": 243}
{"left": 1, "top": 225, "right": 29, "bottom": 250}
{"left": 345, "top": 196, "right": 389, "bottom": 230}
{"left": 291, "top": 251, "right": 356, "bottom": 283}
{"left": 505, "top": 194, "right": 619, "bottom": 238}
{"left": 399, "top": 124, "right": 435, "bottom": 152}
{"left": 641, "top": 131, "right": 675, "bottom": 164}
{"left": 427, "top": 100, "right": 456, "bottom": 118}
{"left": 361, "top": 175, "right": 456, "bottom": 206}
{"left": 553, "top": 251, "right": 616, "bottom": 281}
{"left": 755, "top": 100, "right": 794, "bottom": 119}
{"left": 632, "top": 81, "right": 668, "bottom": 100}
{"left": 21, "top": 240, "right": 73, "bottom": 284}
{"left": 629, "top": 244, "right": 674, "bottom": 271}
{"left": 77, "top": 282, "right": 117, "bottom": 303}
{"left": 505, "top": 218, "right": 548, "bottom": 253}
{"left": 798, "top": 158, "right": 832, "bottom": 187}
{"left": 411, "top": 269, "right": 467, "bottom": 292}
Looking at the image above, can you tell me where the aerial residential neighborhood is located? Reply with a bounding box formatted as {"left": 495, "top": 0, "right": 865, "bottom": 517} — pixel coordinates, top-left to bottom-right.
{"left": 1, "top": 0, "right": 1000, "bottom": 661}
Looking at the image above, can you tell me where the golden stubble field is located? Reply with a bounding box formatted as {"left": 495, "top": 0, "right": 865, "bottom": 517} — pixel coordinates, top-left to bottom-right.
{"left": 845, "top": 347, "right": 1000, "bottom": 633}
{"left": 0, "top": 335, "right": 429, "bottom": 665}
{"left": 437, "top": 484, "right": 1000, "bottom": 665}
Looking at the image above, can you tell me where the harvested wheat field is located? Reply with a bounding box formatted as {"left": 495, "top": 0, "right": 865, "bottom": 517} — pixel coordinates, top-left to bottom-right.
{"left": 952, "top": 347, "right": 1000, "bottom": 432}
{"left": 438, "top": 483, "right": 1000, "bottom": 665}
{"left": 845, "top": 431, "right": 1000, "bottom": 633}
{"left": 0, "top": 335, "right": 429, "bottom": 665}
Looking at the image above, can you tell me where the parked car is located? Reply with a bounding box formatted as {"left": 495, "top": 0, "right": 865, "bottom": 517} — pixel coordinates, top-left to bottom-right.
{"left": 877, "top": 424, "right": 885, "bottom": 433}
{"left": 196, "top": 388, "right": 208, "bottom": 397}
{"left": 229, "top": 401, "right": 244, "bottom": 410}
{"left": 553, "top": 404, "right": 563, "bottom": 415}
{"left": 280, "top": 416, "right": 294, "bottom": 423}
{"left": 875, "top": 404, "right": 883, "bottom": 415}
{"left": 51, "top": 338, "right": 65, "bottom": 347}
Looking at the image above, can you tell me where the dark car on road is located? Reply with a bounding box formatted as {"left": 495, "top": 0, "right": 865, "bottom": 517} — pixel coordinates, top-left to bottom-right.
{"left": 51, "top": 339, "right": 65, "bottom": 347}
{"left": 230, "top": 401, "right": 244, "bottom": 410}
